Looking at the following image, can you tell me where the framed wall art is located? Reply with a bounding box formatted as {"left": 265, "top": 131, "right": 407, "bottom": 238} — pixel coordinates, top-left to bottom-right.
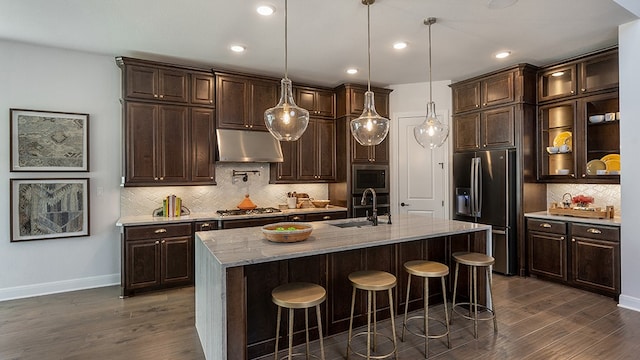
{"left": 10, "top": 178, "right": 90, "bottom": 242}
{"left": 10, "top": 109, "right": 89, "bottom": 172}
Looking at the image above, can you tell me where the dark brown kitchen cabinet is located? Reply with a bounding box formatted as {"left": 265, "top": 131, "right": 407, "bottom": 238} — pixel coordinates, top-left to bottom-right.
{"left": 336, "top": 84, "right": 390, "bottom": 119}
{"left": 216, "top": 73, "right": 278, "bottom": 131}
{"left": 297, "top": 118, "right": 336, "bottom": 181}
{"left": 287, "top": 211, "right": 347, "bottom": 222}
{"left": 296, "top": 87, "right": 335, "bottom": 118}
{"left": 538, "top": 47, "right": 618, "bottom": 103}
{"left": 453, "top": 106, "right": 515, "bottom": 151}
{"left": 191, "top": 73, "right": 215, "bottom": 105}
{"left": 270, "top": 140, "right": 297, "bottom": 183}
{"left": 570, "top": 223, "right": 620, "bottom": 297}
{"left": 526, "top": 217, "right": 620, "bottom": 299}
{"left": 122, "top": 223, "right": 193, "bottom": 297}
{"left": 527, "top": 218, "right": 567, "bottom": 281}
{"left": 453, "top": 112, "right": 480, "bottom": 151}
{"left": 191, "top": 108, "right": 216, "bottom": 183}
{"left": 125, "top": 102, "right": 190, "bottom": 185}
{"left": 220, "top": 216, "right": 287, "bottom": 229}
{"left": 194, "top": 220, "right": 218, "bottom": 231}
{"left": 351, "top": 135, "right": 389, "bottom": 164}
{"left": 452, "top": 70, "right": 517, "bottom": 114}
{"left": 123, "top": 64, "right": 189, "bottom": 103}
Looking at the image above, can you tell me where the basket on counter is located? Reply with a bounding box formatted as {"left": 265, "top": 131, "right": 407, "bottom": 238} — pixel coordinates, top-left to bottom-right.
{"left": 262, "top": 222, "right": 313, "bottom": 243}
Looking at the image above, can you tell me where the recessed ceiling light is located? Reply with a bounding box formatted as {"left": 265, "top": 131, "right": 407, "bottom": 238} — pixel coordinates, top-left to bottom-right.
{"left": 256, "top": 5, "right": 275, "bottom": 16}
{"left": 551, "top": 71, "right": 565, "bottom": 77}
{"left": 393, "top": 42, "right": 408, "bottom": 50}
{"left": 230, "top": 45, "right": 246, "bottom": 53}
{"left": 495, "top": 51, "right": 511, "bottom": 59}
{"left": 346, "top": 68, "right": 358, "bottom": 75}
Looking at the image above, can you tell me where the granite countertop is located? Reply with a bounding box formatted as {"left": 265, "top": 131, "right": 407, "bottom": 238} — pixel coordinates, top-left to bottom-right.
{"left": 116, "top": 205, "right": 348, "bottom": 226}
{"left": 196, "top": 214, "right": 491, "bottom": 268}
{"left": 525, "top": 211, "right": 621, "bottom": 227}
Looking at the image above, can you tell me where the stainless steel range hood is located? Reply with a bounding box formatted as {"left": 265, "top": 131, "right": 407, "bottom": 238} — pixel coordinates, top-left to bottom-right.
{"left": 216, "top": 129, "right": 284, "bottom": 163}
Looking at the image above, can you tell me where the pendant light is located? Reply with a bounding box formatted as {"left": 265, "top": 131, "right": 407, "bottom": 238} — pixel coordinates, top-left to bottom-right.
{"left": 264, "top": 0, "right": 309, "bottom": 141}
{"left": 414, "top": 17, "right": 449, "bottom": 149}
{"left": 350, "top": 0, "right": 390, "bottom": 147}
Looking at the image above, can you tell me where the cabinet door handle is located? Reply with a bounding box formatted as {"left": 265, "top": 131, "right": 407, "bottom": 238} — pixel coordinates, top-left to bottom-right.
{"left": 560, "top": 236, "right": 565, "bottom": 240}
{"left": 539, "top": 223, "right": 552, "bottom": 228}
{"left": 587, "top": 228, "right": 602, "bottom": 234}
{"left": 153, "top": 94, "right": 158, "bottom": 98}
{"left": 323, "top": 216, "right": 331, "bottom": 220}
{"left": 154, "top": 228, "right": 167, "bottom": 234}
{"left": 154, "top": 177, "right": 159, "bottom": 180}
{"left": 572, "top": 238, "right": 576, "bottom": 242}
{"left": 161, "top": 240, "right": 165, "bottom": 244}
{"left": 200, "top": 223, "right": 210, "bottom": 229}
{"left": 291, "top": 216, "right": 302, "bottom": 221}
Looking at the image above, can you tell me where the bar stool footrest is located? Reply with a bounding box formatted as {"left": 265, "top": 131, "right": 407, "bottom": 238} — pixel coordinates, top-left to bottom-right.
{"left": 348, "top": 331, "right": 397, "bottom": 360}
{"left": 452, "top": 302, "right": 496, "bottom": 322}
{"left": 403, "top": 315, "right": 450, "bottom": 340}
{"left": 277, "top": 353, "right": 323, "bottom": 360}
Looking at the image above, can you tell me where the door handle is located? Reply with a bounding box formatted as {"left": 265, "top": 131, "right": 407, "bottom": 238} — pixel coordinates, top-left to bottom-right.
{"left": 400, "top": 202, "right": 410, "bottom": 207}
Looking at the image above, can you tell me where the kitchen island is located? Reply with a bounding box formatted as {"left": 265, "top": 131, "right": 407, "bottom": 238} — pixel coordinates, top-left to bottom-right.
{"left": 195, "top": 214, "right": 491, "bottom": 360}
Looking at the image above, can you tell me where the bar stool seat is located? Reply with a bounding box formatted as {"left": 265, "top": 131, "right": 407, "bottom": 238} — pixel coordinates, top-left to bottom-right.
{"left": 347, "top": 270, "right": 398, "bottom": 360}
{"left": 450, "top": 252, "right": 497, "bottom": 339}
{"left": 272, "top": 282, "right": 326, "bottom": 360}
{"left": 402, "top": 260, "right": 451, "bottom": 358}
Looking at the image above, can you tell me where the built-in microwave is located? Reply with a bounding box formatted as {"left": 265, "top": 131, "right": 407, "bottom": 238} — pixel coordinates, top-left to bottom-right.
{"left": 352, "top": 164, "right": 389, "bottom": 194}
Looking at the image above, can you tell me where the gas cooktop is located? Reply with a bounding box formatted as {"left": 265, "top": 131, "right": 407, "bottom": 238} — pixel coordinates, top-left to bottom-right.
{"left": 216, "top": 207, "right": 282, "bottom": 216}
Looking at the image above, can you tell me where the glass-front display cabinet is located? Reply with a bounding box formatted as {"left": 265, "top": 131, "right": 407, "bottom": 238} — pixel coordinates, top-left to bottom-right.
{"left": 539, "top": 101, "right": 575, "bottom": 180}
{"left": 539, "top": 65, "right": 576, "bottom": 102}
{"left": 581, "top": 93, "right": 620, "bottom": 182}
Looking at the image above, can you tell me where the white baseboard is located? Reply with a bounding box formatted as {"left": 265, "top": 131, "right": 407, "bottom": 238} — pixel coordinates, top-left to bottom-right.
{"left": 618, "top": 294, "right": 640, "bottom": 313}
{"left": 0, "top": 274, "right": 120, "bottom": 302}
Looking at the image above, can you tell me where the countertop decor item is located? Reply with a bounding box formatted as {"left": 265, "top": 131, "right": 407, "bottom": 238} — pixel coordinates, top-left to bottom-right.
{"left": 237, "top": 194, "right": 257, "bottom": 210}
{"left": 572, "top": 194, "right": 594, "bottom": 208}
{"left": 263, "top": 0, "right": 309, "bottom": 141}
{"left": 414, "top": 17, "right": 449, "bottom": 149}
{"left": 261, "top": 222, "right": 313, "bottom": 243}
{"left": 310, "top": 199, "right": 330, "bottom": 208}
{"left": 350, "top": 0, "right": 390, "bottom": 147}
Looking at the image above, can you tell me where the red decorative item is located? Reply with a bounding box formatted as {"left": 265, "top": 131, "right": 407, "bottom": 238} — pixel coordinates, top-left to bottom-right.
{"left": 572, "top": 194, "right": 594, "bottom": 207}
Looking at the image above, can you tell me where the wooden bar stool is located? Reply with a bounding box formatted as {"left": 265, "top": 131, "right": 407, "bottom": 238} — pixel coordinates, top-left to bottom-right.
{"left": 401, "top": 260, "right": 451, "bottom": 358}
{"left": 347, "top": 270, "right": 398, "bottom": 360}
{"left": 272, "top": 282, "right": 326, "bottom": 360}
{"left": 450, "top": 252, "right": 497, "bottom": 339}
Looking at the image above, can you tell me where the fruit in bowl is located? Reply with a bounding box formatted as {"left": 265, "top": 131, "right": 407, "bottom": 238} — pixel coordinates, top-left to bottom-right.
{"left": 310, "top": 199, "right": 330, "bottom": 208}
{"left": 262, "top": 222, "right": 313, "bottom": 243}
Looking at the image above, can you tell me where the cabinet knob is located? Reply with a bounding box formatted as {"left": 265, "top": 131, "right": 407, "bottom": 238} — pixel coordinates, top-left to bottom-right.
{"left": 582, "top": 174, "right": 586, "bottom": 178}
{"left": 155, "top": 240, "right": 160, "bottom": 244}
{"left": 572, "top": 238, "right": 576, "bottom": 242}
{"left": 210, "top": 177, "right": 214, "bottom": 180}
{"left": 292, "top": 216, "right": 302, "bottom": 221}
{"left": 159, "top": 95, "right": 164, "bottom": 99}
{"left": 201, "top": 223, "right": 210, "bottom": 229}
{"left": 581, "top": 88, "right": 586, "bottom": 92}
{"left": 245, "top": 124, "right": 249, "bottom": 128}
{"left": 323, "top": 216, "right": 331, "bottom": 220}
{"left": 154, "top": 177, "right": 159, "bottom": 180}
{"left": 154, "top": 94, "right": 158, "bottom": 98}
{"left": 540, "top": 223, "right": 552, "bottom": 228}
{"left": 154, "top": 228, "right": 168, "bottom": 234}
{"left": 483, "top": 103, "right": 487, "bottom": 106}
{"left": 161, "top": 240, "right": 165, "bottom": 244}
{"left": 570, "top": 90, "right": 575, "bottom": 94}
{"left": 160, "top": 177, "right": 164, "bottom": 180}
{"left": 587, "top": 228, "right": 602, "bottom": 234}
{"left": 209, "top": 100, "right": 213, "bottom": 104}
{"left": 560, "top": 236, "right": 565, "bottom": 240}
{"left": 475, "top": 104, "right": 479, "bottom": 108}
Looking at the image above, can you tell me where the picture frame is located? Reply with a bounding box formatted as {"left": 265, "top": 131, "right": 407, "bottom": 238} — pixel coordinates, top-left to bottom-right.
{"left": 10, "top": 178, "right": 90, "bottom": 242}
{"left": 10, "top": 109, "right": 89, "bottom": 172}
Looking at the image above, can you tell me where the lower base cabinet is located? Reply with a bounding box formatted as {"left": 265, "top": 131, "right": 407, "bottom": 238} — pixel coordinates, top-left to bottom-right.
{"left": 527, "top": 218, "right": 620, "bottom": 299}
{"left": 244, "top": 232, "right": 486, "bottom": 359}
{"left": 122, "top": 223, "right": 193, "bottom": 297}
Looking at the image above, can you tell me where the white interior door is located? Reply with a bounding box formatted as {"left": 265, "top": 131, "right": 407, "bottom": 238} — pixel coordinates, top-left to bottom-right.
{"left": 394, "top": 112, "right": 448, "bottom": 218}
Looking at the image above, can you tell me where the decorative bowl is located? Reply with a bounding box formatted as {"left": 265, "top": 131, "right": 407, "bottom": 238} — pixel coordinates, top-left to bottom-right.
{"left": 546, "top": 146, "right": 559, "bottom": 154}
{"left": 588, "top": 115, "right": 605, "bottom": 123}
{"left": 262, "top": 222, "right": 313, "bottom": 243}
{"left": 311, "top": 200, "right": 330, "bottom": 208}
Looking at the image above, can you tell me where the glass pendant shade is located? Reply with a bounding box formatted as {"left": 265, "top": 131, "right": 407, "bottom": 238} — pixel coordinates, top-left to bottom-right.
{"left": 414, "top": 101, "right": 449, "bottom": 149}
{"left": 350, "top": 91, "right": 390, "bottom": 146}
{"left": 264, "top": 78, "right": 309, "bottom": 141}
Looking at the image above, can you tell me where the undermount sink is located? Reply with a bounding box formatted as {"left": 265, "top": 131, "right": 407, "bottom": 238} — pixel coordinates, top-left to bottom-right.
{"left": 331, "top": 220, "right": 375, "bottom": 228}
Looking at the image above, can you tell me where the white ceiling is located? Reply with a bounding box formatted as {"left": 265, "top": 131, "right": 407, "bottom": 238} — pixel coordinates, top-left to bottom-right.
{"left": 0, "top": 0, "right": 636, "bottom": 87}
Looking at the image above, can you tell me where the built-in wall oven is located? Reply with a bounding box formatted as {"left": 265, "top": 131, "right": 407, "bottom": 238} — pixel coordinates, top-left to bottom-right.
{"left": 352, "top": 164, "right": 389, "bottom": 194}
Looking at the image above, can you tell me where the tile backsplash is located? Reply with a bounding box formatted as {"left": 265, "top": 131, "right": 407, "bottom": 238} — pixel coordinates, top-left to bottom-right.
{"left": 120, "top": 163, "right": 329, "bottom": 217}
{"left": 547, "top": 184, "right": 621, "bottom": 216}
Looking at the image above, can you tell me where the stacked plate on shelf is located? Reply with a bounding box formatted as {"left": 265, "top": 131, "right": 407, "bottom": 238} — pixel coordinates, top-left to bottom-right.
{"left": 552, "top": 131, "right": 572, "bottom": 152}
{"left": 586, "top": 154, "right": 620, "bottom": 175}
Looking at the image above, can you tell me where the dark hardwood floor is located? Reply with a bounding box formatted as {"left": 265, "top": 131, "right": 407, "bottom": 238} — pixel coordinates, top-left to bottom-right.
{"left": 1, "top": 275, "right": 638, "bottom": 359}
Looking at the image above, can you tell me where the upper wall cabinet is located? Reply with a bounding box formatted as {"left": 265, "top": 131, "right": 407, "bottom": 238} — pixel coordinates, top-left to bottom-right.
{"left": 538, "top": 48, "right": 618, "bottom": 103}
{"left": 453, "top": 70, "right": 523, "bottom": 115}
{"left": 124, "top": 65, "right": 189, "bottom": 103}
{"left": 336, "top": 84, "right": 390, "bottom": 119}
{"left": 296, "top": 87, "right": 335, "bottom": 118}
{"left": 215, "top": 73, "right": 278, "bottom": 131}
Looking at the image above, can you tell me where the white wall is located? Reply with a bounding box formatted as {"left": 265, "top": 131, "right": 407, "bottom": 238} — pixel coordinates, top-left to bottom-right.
{"left": 618, "top": 19, "right": 640, "bottom": 311}
{"left": 0, "top": 40, "right": 122, "bottom": 300}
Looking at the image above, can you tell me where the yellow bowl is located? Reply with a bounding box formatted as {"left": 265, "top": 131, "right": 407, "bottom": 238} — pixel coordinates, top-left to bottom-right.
{"left": 262, "top": 222, "right": 313, "bottom": 243}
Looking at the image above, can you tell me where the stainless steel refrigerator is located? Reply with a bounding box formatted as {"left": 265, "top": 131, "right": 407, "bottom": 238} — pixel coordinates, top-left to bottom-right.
{"left": 453, "top": 149, "right": 517, "bottom": 275}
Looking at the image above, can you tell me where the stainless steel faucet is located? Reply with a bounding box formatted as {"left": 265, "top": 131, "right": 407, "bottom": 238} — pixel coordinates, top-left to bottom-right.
{"left": 361, "top": 188, "right": 378, "bottom": 226}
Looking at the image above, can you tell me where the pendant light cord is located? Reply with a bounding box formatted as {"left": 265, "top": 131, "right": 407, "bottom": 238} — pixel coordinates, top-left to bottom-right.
{"left": 428, "top": 21, "right": 432, "bottom": 103}
{"left": 284, "top": 0, "right": 288, "bottom": 80}
{"left": 367, "top": 2, "right": 371, "bottom": 92}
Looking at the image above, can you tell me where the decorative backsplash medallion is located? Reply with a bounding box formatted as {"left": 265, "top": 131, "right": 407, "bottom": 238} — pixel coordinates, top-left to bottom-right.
{"left": 120, "top": 163, "right": 328, "bottom": 217}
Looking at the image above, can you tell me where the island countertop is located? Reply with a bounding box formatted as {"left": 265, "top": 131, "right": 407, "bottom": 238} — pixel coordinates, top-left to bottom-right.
{"left": 196, "top": 214, "right": 491, "bottom": 268}
{"left": 195, "top": 214, "right": 492, "bottom": 360}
